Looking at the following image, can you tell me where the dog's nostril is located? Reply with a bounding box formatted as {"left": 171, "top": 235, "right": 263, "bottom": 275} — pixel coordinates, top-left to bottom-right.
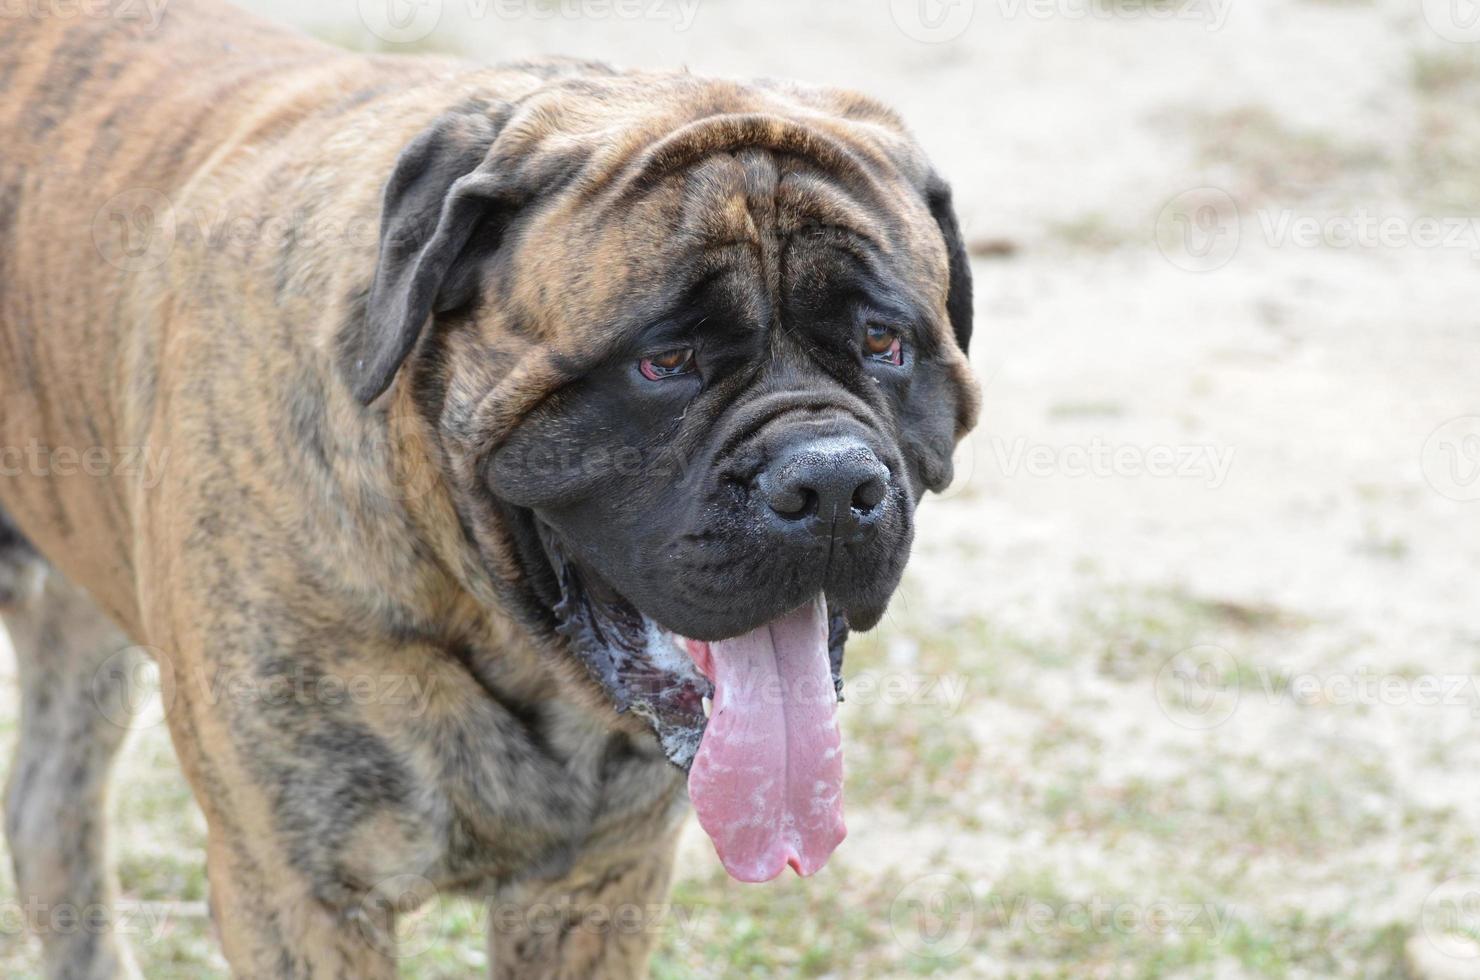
{"left": 851, "top": 477, "right": 886, "bottom": 514}
{"left": 768, "top": 485, "right": 818, "bottom": 520}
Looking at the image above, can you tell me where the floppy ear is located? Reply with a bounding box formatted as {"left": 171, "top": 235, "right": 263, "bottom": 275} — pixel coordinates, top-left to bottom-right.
{"left": 924, "top": 177, "right": 973, "bottom": 355}
{"left": 344, "top": 110, "right": 515, "bottom": 405}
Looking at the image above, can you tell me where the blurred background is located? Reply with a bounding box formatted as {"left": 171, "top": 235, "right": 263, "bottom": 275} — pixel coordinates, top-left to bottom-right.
{"left": 5, "top": 0, "right": 1480, "bottom": 976}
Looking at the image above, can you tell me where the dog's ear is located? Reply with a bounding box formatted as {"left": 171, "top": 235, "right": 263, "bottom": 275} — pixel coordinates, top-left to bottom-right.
{"left": 344, "top": 110, "right": 517, "bottom": 405}
{"left": 924, "top": 176, "right": 972, "bottom": 355}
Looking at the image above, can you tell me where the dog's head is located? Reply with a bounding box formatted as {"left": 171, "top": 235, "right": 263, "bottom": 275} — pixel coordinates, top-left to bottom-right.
{"left": 341, "top": 68, "right": 978, "bottom": 881}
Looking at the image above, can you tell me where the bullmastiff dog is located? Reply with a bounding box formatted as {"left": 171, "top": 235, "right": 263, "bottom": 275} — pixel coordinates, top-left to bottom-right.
{"left": 0, "top": 1, "right": 979, "bottom": 975}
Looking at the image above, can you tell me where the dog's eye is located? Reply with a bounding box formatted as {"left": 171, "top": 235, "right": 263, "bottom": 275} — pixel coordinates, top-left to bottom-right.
{"left": 639, "top": 348, "right": 696, "bottom": 381}
{"left": 864, "top": 325, "right": 903, "bottom": 366}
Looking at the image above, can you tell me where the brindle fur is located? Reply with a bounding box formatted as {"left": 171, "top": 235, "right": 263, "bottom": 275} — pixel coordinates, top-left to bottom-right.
{"left": 0, "top": 2, "right": 978, "bottom": 976}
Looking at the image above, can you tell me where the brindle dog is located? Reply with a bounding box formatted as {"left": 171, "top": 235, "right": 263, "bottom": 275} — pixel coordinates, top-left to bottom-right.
{"left": 0, "top": 2, "right": 979, "bottom": 976}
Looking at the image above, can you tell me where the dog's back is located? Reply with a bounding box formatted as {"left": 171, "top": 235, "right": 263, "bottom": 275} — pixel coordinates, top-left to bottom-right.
{"left": 0, "top": 2, "right": 452, "bottom": 627}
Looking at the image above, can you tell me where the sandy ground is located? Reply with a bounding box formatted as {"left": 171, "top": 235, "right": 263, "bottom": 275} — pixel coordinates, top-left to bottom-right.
{"left": 3, "top": 0, "right": 1480, "bottom": 976}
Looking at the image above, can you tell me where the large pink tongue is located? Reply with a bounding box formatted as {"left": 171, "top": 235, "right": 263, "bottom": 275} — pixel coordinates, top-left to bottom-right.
{"left": 685, "top": 596, "right": 846, "bottom": 883}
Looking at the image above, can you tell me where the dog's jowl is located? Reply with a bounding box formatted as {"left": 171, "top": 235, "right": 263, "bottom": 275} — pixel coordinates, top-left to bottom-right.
{"left": 0, "top": 2, "right": 978, "bottom": 976}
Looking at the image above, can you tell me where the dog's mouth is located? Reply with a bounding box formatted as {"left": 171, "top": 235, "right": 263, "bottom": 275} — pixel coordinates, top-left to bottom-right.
{"left": 540, "top": 530, "right": 849, "bottom": 882}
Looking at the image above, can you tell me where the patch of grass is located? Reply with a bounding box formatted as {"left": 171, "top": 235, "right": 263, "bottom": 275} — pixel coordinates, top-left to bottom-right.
{"left": 1410, "top": 51, "right": 1480, "bottom": 212}
{"left": 1047, "top": 400, "right": 1127, "bottom": 420}
{"left": 1048, "top": 212, "right": 1133, "bottom": 251}
{"left": 1413, "top": 50, "right": 1480, "bottom": 96}
{"left": 118, "top": 854, "right": 209, "bottom": 903}
{"left": 1354, "top": 524, "right": 1409, "bottom": 561}
{"left": 1184, "top": 106, "right": 1389, "bottom": 203}
{"left": 844, "top": 690, "right": 985, "bottom": 819}
{"left": 655, "top": 866, "right": 916, "bottom": 978}
{"left": 1088, "top": 585, "right": 1306, "bottom": 680}
{"left": 0, "top": 576, "right": 1462, "bottom": 979}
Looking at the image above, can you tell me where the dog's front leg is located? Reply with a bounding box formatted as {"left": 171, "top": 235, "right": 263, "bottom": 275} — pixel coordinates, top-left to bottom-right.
{"left": 144, "top": 614, "right": 456, "bottom": 979}
{"left": 204, "top": 829, "right": 401, "bottom": 979}
{"left": 157, "top": 666, "right": 406, "bottom": 979}
{"left": 485, "top": 824, "right": 684, "bottom": 980}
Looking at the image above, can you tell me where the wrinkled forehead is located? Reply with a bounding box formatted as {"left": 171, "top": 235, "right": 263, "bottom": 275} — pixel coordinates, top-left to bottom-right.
{"left": 646, "top": 146, "right": 935, "bottom": 262}
{"left": 642, "top": 151, "right": 942, "bottom": 318}
{"left": 507, "top": 88, "right": 950, "bottom": 348}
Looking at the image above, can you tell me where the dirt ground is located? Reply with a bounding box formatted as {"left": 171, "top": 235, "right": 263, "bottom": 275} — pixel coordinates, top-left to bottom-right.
{"left": 3, "top": 0, "right": 1480, "bottom": 976}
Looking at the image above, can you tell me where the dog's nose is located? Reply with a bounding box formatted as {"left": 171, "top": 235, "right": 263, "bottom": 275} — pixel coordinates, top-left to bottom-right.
{"left": 759, "top": 437, "right": 890, "bottom": 535}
